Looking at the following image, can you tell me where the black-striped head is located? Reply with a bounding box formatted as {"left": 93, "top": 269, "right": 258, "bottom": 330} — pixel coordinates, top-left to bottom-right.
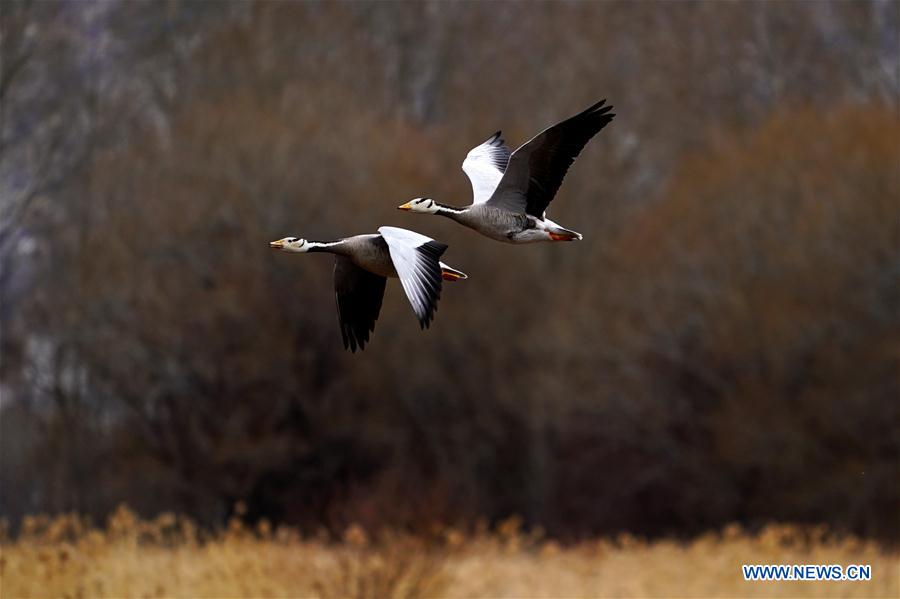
{"left": 269, "top": 237, "right": 309, "bottom": 252}
{"left": 397, "top": 197, "right": 439, "bottom": 214}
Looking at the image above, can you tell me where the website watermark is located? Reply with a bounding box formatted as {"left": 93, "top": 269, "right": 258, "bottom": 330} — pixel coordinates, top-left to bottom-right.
{"left": 742, "top": 564, "right": 871, "bottom": 581}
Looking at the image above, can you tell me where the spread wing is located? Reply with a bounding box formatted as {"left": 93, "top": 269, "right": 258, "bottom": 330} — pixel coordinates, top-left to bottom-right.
{"left": 377, "top": 226, "right": 447, "bottom": 329}
{"left": 333, "top": 255, "right": 387, "bottom": 352}
{"left": 487, "top": 100, "right": 615, "bottom": 217}
{"left": 462, "top": 131, "right": 511, "bottom": 205}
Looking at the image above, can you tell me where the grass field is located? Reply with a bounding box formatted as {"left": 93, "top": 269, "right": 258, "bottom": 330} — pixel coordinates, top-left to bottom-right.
{"left": 1, "top": 507, "right": 897, "bottom": 598}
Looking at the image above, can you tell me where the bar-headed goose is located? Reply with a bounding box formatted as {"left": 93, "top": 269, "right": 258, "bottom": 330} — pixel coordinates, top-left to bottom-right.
{"left": 270, "top": 227, "right": 466, "bottom": 352}
{"left": 398, "top": 99, "right": 614, "bottom": 243}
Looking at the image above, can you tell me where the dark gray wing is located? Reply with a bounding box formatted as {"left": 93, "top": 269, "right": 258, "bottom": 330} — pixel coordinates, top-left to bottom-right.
{"left": 334, "top": 256, "right": 387, "bottom": 352}
{"left": 486, "top": 100, "right": 615, "bottom": 218}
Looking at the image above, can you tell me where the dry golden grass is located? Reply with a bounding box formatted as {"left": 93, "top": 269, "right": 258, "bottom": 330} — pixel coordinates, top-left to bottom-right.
{"left": 1, "top": 507, "right": 897, "bottom": 598}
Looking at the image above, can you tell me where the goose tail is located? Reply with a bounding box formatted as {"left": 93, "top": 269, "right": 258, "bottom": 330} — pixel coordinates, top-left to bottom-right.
{"left": 548, "top": 226, "right": 583, "bottom": 241}
{"left": 542, "top": 217, "right": 583, "bottom": 241}
{"left": 439, "top": 262, "right": 468, "bottom": 281}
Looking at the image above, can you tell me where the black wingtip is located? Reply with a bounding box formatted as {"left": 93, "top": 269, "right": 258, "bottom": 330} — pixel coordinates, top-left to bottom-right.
{"left": 419, "top": 310, "right": 437, "bottom": 330}
{"left": 357, "top": 330, "right": 370, "bottom": 352}
{"left": 588, "top": 101, "right": 615, "bottom": 131}
{"left": 341, "top": 327, "right": 366, "bottom": 353}
{"left": 582, "top": 99, "right": 615, "bottom": 116}
{"left": 420, "top": 240, "right": 449, "bottom": 259}
{"left": 420, "top": 310, "right": 434, "bottom": 330}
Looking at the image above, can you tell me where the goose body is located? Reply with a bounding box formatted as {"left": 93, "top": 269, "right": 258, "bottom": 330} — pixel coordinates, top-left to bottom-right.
{"left": 423, "top": 203, "right": 580, "bottom": 244}
{"left": 270, "top": 227, "right": 466, "bottom": 352}
{"left": 398, "top": 100, "right": 614, "bottom": 243}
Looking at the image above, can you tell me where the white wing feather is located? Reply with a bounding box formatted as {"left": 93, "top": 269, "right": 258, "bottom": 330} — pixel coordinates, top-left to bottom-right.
{"left": 378, "top": 227, "right": 445, "bottom": 327}
{"left": 378, "top": 226, "right": 433, "bottom": 248}
{"left": 461, "top": 131, "right": 510, "bottom": 205}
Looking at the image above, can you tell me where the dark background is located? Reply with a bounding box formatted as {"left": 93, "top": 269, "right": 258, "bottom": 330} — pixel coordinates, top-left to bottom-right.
{"left": 1, "top": 1, "right": 898, "bottom": 542}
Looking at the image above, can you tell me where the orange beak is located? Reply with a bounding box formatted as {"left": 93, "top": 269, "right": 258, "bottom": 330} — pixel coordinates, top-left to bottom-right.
{"left": 269, "top": 239, "right": 284, "bottom": 248}
{"left": 397, "top": 202, "right": 413, "bottom": 211}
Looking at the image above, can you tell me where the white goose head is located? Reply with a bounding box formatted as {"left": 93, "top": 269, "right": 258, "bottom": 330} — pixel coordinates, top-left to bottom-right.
{"left": 397, "top": 197, "right": 439, "bottom": 214}
{"left": 269, "top": 237, "right": 309, "bottom": 252}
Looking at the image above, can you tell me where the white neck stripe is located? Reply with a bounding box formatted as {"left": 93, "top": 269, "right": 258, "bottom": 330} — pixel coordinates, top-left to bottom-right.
{"left": 308, "top": 240, "right": 345, "bottom": 248}
{"left": 436, "top": 205, "right": 467, "bottom": 215}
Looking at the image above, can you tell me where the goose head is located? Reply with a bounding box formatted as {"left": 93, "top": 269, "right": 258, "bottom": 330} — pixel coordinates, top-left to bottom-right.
{"left": 269, "top": 237, "right": 309, "bottom": 252}
{"left": 397, "top": 197, "right": 439, "bottom": 214}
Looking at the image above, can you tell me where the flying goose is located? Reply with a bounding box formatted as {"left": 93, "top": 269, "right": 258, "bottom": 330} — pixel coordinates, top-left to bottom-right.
{"left": 398, "top": 100, "right": 614, "bottom": 243}
{"left": 270, "top": 226, "right": 466, "bottom": 352}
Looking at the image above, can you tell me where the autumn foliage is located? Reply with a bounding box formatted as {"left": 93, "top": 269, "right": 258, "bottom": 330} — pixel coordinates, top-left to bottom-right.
{"left": 1, "top": 507, "right": 897, "bottom": 598}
